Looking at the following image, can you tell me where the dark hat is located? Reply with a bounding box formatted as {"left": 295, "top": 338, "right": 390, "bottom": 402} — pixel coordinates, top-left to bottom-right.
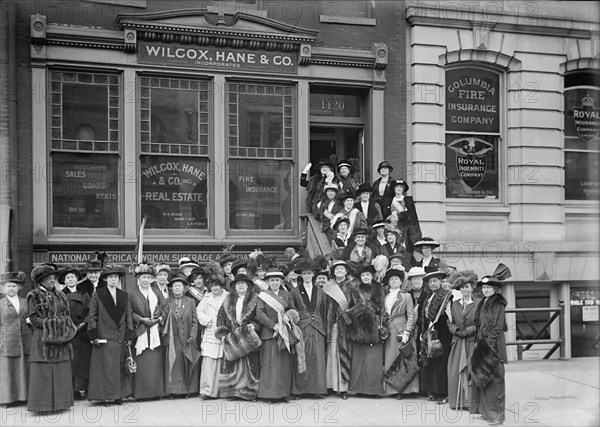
{"left": 383, "top": 268, "right": 406, "bottom": 285}
{"left": 264, "top": 267, "right": 284, "bottom": 280}
{"left": 332, "top": 216, "right": 350, "bottom": 230}
{"left": 218, "top": 254, "right": 237, "bottom": 266}
{"left": 314, "top": 269, "right": 330, "bottom": 280}
{"left": 337, "top": 190, "right": 356, "bottom": 202}
{"left": 293, "top": 258, "right": 317, "bottom": 274}
{"left": 353, "top": 264, "right": 376, "bottom": 277}
{"left": 0, "top": 271, "right": 26, "bottom": 285}
{"left": 450, "top": 270, "right": 478, "bottom": 289}
{"left": 168, "top": 272, "right": 190, "bottom": 288}
{"left": 329, "top": 259, "right": 351, "bottom": 276}
{"left": 178, "top": 257, "right": 199, "bottom": 270}
{"left": 30, "top": 264, "right": 60, "bottom": 284}
{"left": 231, "top": 274, "right": 254, "bottom": 288}
{"left": 84, "top": 259, "right": 103, "bottom": 272}
{"left": 371, "top": 219, "right": 387, "bottom": 229}
{"left": 388, "top": 253, "right": 408, "bottom": 264}
{"left": 156, "top": 264, "right": 172, "bottom": 275}
{"left": 391, "top": 178, "right": 409, "bottom": 192}
{"left": 350, "top": 227, "right": 369, "bottom": 240}
{"left": 100, "top": 264, "right": 127, "bottom": 278}
{"left": 134, "top": 262, "right": 156, "bottom": 277}
{"left": 231, "top": 259, "right": 249, "bottom": 276}
{"left": 477, "top": 263, "right": 511, "bottom": 287}
{"left": 323, "top": 183, "right": 340, "bottom": 193}
{"left": 414, "top": 237, "right": 440, "bottom": 250}
{"left": 422, "top": 270, "right": 447, "bottom": 282}
{"left": 205, "top": 273, "right": 225, "bottom": 289}
{"left": 356, "top": 182, "right": 373, "bottom": 194}
{"left": 384, "top": 225, "right": 401, "bottom": 236}
{"left": 316, "top": 158, "right": 335, "bottom": 170}
{"left": 58, "top": 265, "right": 82, "bottom": 282}
{"left": 377, "top": 161, "right": 394, "bottom": 173}
{"left": 187, "top": 266, "right": 206, "bottom": 282}
{"left": 337, "top": 160, "right": 353, "bottom": 171}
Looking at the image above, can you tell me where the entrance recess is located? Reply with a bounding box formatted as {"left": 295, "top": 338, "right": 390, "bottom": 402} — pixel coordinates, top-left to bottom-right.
{"left": 309, "top": 126, "right": 363, "bottom": 182}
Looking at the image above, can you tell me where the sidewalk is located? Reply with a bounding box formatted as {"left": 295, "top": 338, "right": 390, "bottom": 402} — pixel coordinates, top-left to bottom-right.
{"left": 2, "top": 357, "right": 598, "bottom": 427}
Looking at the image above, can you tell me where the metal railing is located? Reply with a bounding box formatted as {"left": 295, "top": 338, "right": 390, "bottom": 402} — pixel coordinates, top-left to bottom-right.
{"left": 506, "top": 299, "right": 565, "bottom": 360}
{"left": 299, "top": 213, "right": 332, "bottom": 258}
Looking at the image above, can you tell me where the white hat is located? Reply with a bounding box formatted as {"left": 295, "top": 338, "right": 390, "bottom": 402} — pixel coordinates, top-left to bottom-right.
{"left": 406, "top": 266, "right": 426, "bottom": 278}
{"left": 178, "top": 257, "right": 199, "bottom": 270}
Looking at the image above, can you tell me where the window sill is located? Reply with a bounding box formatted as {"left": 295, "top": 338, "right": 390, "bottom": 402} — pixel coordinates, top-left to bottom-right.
{"left": 446, "top": 205, "right": 511, "bottom": 215}
{"left": 319, "top": 15, "right": 376, "bottom": 26}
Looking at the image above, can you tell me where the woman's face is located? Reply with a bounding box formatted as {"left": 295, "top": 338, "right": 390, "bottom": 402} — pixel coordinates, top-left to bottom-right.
{"left": 267, "top": 277, "right": 282, "bottom": 292}
{"left": 300, "top": 270, "right": 314, "bottom": 283}
{"left": 211, "top": 283, "right": 223, "bottom": 296}
{"left": 257, "top": 268, "right": 266, "bottom": 279}
{"left": 460, "top": 283, "right": 473, "bottom": 298}
{"left": 156, "top": 271, "right": 169, "bottom": 286}
{"left": 390, "top": 258, "right": 403, "bottom": 270}
{"left": 339, "top": 166, "right": 350, "bottom": 177}
{"left": 481, "top": 284, "right": 497, "bottom": 298}
{"left": 428, "top": 277, "right": 441, "bottom": 291}
{"left": 410, "top": 276, "right": 423, "bottom": 290}
{"left": 441, "top": 278, "right": 451, "bottom": 291}
{"left": 106, "top": 273, "right": 120, "bottom": 288}
{"left": 326, "top": 189, "right": 337, "bottom": 200}
{"left": 379, "top": 167, "right": 390, "bottom": 176}
{"left": 375, "top": 227, "right": 385, "bottom": 237}
{"left": 343, "top": 198, "right": 354, "bottom": 210}
{"left": 354, "top": 234, "right": 366, "bottom": 246}
{"left": 315, "top": 274, "right": 328, "bottom": 287}
{"left": 337, "top": 222, "right": 348, "bottom": 234}
{"left": 138, "top": 273, "right": 153, "bottom": 287}
{"left": 40, "top": 274, "right": 57, "bottom": 290}
{"left": 394, "top": 185, "right": 405, "bottom": 196}
{"left": 193, "top": 275, "right": 204, "bottom": 287}
{"left": 172, "top": 281, "right": 185, "bottom": 297}
{"left": 223, "top": 262, "right": 233, "bottom": 274}
{"left": 320, "top": 165, "right": 332, "bottom": 176}
{"left": 235, "top": 280, "right": 248, "bottom": 295}
{"left": 360, "top": 272, "right": 373, "bottom": 284}
{"left": 421, "top": 246, "right": 433, "bottom": 257}
{"left": 87, "top": 271, "right": 100, "bottom": 283}
{"left": 388, "top": 276, "right": 402, "bottom": 290}
{"left": 64, "top": 272, "right": 78, "bottom": 287}
{"left": 360, "top": 192, "right": 370, "bottom": 202}
{"left": 236, "top": 267, "right": 248, "bottom": 276}
{"left": 386, "top": 232, "right": 397, "bottom": 244}
{"left": 334, "top": 266, "right": 347, "bottom": 279}
{"left": 4, "top": 282, "right": 19, "bottom": 297}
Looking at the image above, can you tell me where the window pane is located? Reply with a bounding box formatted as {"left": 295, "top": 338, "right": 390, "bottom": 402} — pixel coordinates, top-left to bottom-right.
{"left": 445, "top": 134, "right": 499, "bottom": 199}
{"left": 239, "top": 92, "right": 283, "bottom": 149}
{"left": 51, "top": 152, "right": 119, "bottom": 228}
{"left": 515, "top": 286, "right": 550, "bottom": 340}
{"left": 151, "top": 88, "right": 198, "bottom": 144}
{"left": 229, "top": 159, "right": 292, "bottom": 230}
{"left": 62, "top": 83, "right": 109, "bottom": 140}
{"left": 564, "top": 87, "right": 600, "bottom": 149}
{"left": 140, "top": 156, "right": 208, "bottom": 230}
{"left": 565, "top": 151, "right": 600, "bottom": 200}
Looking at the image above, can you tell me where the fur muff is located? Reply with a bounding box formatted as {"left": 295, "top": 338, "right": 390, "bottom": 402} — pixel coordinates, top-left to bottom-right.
{"left": 217, "top": 289, "right": 261, "bottom": 361}
{"left": 222, "top": 324, "right": 262, "bottom": 361}
{"left": 345, "top": 282, "right": 384, "bottom": 345}
{"left": 468, "top": 337, "right": 500, "bottom": 388}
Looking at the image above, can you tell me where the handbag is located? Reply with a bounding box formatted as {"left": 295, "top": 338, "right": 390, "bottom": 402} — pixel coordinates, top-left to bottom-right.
{"left": 378, "top": 316, "right": 390, "bottom": 343}
{"left": 124, "top": 346, "right": 137, "bottom": 374}
{"left": 422, "top": 292, "right": 451, "bottom": 359}
{"left": 222, "top": 324, "right": 262, "bottom": 362}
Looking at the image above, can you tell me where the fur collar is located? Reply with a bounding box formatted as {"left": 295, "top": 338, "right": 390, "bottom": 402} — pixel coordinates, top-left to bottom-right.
{"left": 222, "top": 290, "right": 258, "bottom": 327}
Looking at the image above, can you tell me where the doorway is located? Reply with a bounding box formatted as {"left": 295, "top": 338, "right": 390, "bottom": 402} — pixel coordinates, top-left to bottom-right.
{"left": 309, "top": 126, "right": 363, "bottom": 182}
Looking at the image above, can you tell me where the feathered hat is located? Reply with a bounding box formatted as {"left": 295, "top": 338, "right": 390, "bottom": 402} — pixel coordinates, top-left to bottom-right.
{"left": 449, "top": 270, "right": 478, "bottom": 290}
{"left": 477, "top": 263, "right": 511, "bottom": 287}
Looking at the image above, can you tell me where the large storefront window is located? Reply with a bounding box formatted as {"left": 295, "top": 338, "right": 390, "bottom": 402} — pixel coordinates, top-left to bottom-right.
{"left": 49, "top": 70, "right": 121, "bottom": 229}
{"left": 138, "top": 76, "right": 211, "bottom": 230}
{"left": 564, "top": 71, "right": 600, "bottom": 201}
{"left": 445, "top": 67, "right": 501, "bottom": 199}
{"left": 227, "top": 82, "right": 294, "bottom": 230}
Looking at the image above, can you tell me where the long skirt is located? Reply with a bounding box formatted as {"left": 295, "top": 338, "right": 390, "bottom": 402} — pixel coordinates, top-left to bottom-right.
{"left": 293, "top": 325, "right": 327, "bottom": 395}
{"left": 200, "top": 357, "right": 221, "bottom": 398}
{"left": 325, "top": 323, "right": 348, "bottom": 393}
{"left": 165, "top": 339, "right": 200, "bottom": 395}
{"left": 27, "top": 361, "right": 73, "bottom": 412}
{"left": 420, "top": 353, "right": 449, "bottom": 396}
{"left": 258, "top": 338, "right": 293, "bottom": 399}
{"left": 383, "top": 337, "right": 419, "bottom": 395}
{"left": 447, "top": 338, "right": 474, "bottom": 409}
{"left": 219, "top": 351, "right": 260, "bottom": 400}
{"left": 132, "top": 347, "right": 164, "bottom": 399}
{"left": 87, "top": 342, "right": 132, "bottom": 401}
{"left": 0, "top": 354, "right": 28, "bottom": 405}
{"left": 348, "top": 342, "right": 384, "bottom": 396}
{"left": 471, "top": 363, "right": 505, "bottom": 423}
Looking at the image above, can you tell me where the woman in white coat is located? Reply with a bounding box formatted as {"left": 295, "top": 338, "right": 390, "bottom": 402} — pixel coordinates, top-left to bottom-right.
{"left": 196, "top": 274, "right": 228, "bottom": 399}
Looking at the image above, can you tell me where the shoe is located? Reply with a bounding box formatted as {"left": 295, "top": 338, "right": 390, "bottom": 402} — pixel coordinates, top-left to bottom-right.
{"left": 437, "top": 397, "right": 449, "bottom": 404}
{"left": 341, "top": 392, "right": 348, "bottom": 400}
{"left": 488, "top": 421, "right": 504, "bottom": 426}
{"left": 280, "top": 397, "right": 290, "bottom": 403}
{"left": 294, "top": 395, "right": 303, "bottom": 400}
{"left": 427, "top": 394, "right": 436, "bottom": 401}
{"left": 395, "top": 394, "right": 403, "bottom": 400}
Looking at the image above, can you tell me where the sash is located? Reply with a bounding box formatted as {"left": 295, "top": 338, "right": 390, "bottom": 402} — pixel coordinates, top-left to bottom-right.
{"left": 253, "top": 278, "right": 269, "bottom": 292}
{"left": 347, "top": 208, "right": 359, "bottom": 234}
{"left": 322, "top": 280, "right": 351, "bottom": 325}
{"left": 258, "top": 291, "right": 292, "bottom": 352}
{"left": 186, "top": 286, "right": 205, "bottom": 303}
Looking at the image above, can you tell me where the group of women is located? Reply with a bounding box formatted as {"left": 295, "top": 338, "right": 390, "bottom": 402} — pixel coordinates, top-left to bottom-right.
{"left": 1, "top": 247, "right": 508, "bottom": 425}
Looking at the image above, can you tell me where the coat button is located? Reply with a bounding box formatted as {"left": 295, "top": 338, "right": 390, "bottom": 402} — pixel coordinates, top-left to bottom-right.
{"left": 118, "top": 340, "right": 121, "bottom": 344}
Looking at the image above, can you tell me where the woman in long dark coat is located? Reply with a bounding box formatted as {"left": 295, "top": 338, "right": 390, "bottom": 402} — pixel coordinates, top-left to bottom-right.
{"left": 87, "top": 264, "right": 134, "bottom": 404}
{"left": 446, "top": 271, "right": 479, "bottom": 410}
{"left": 419, "top": 270, "right": 452, "bottom": 403}
{"left": 0, "top": 272, "right": 32, "bottom": 406}
{"left": 128, "top": 262, "right": 169, "bottom": 400}
{"left": 61, "top": 266, "right": 92, "bottom": 400}
{"left": 164, "top": 274, "right": 200, "bottom": 397}
{"left": 27, "top": 264, "right": 75, "bottom": 412}
{"left": 215, "top": 274, "right": 261, "bottom": 401}
{"left": 469, "top": 265, "right": 510, "bottom": 426}
{"left": 371, "top": 160, "right": 395, "bottom": 219}
{"left": 256, "top": 268, "right": 294, "bottom": 401}
{"left": 346, "top": 264, "right": 385, "bottom": 397}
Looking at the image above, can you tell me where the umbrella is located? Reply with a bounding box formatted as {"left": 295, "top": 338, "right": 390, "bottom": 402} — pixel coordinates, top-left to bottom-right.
{"left": 183, "top": 341, "right": 201, "bottom": 381}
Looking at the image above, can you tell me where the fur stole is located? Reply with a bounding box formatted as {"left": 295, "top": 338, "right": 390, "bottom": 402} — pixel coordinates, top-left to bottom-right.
{"left": 346, "top": 281, "right": 384, "bottom": 345}
{"left": 215, "top": 290, "right": 258, "bottom": 340}
{"left": 468, "top": 337, "right": 500, "bottom": 388}
{"left": 29, "top": 287, "right": 76, "bottom": 360}
{"left": 426, "top": 288, "right": 450, "bottom": 322}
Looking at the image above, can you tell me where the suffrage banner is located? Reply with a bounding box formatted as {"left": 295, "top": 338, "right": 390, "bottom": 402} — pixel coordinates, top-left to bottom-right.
{"left": 139, "top": 42, "right": 298, "bottom": 74}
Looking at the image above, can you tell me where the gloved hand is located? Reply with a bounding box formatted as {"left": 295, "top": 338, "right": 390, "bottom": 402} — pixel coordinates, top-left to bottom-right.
{"left": 401, "top": 331, "right": 410, "bottom": 344}
{"left": 325, "top": 171, "right": 335, "bottom": 183}
{"left": 139, "top": 318, "right": 152, "bottom": 327}
{"left": 455, "top": 328, "right": 467, "bottom": 338}
{"left": 302, "top": 163, "right": 312, "bottom": 174}
{"left": 186, "top": 337, "right": 195, "bottom": 344}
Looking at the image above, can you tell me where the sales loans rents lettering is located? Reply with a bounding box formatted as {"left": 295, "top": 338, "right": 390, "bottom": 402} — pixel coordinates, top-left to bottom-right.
{"left": 139, "top": 42, "right": 298, "bottom": 74}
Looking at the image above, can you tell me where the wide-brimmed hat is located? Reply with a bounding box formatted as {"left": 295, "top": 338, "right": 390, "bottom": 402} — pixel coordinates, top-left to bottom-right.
{"left": 353, "top": 264, "right": 376, "bottom": 277}
{"left": 205, "top": 273, "right": 225, "bottom": 289}
{"left": 422, "top": 270, "right": 447, "bottom": 282}
{"left": 477, "top": 263, "right": 511, "bottom": 287}
{"left": 371, "top": 219, "right": 387, "bottom": 229}
{"left": 414, "top": 237, "right": 440, "bottom": 250}
{"left": 450, "top": 270, "right": 478, "bottom": 289}
{"left": 84, "top": 259, "right": 103, "bottom": 272}
{"left": 383, "top": 268, "right": 406, "bottom": 285}
{"left": 406, "top": 266, "right": 426, "bottom": 278}
{"left": 134, "top": 262, "right": 156, "bottom": 277}
{"left": 1, "top": 271, "right": 26, "bottom": 285}
{"left": 391, "top": 178, "right": 409, "bottom": 192}
{"left": 350, "top": 227, "right": 369, "bottom": 240}
{"left": 332, "top": 216, "right": 350, "bottom": 230}
{"left": 100, "top": 264, "right": 127, "bottom": 278}
{"left": 316, "top": 158, "right": 335, "bottom": 171}
{"left": 168, "top": 272, "right": 190, "bottom": 288}
{"left": 384, "top": 225, "right": 400, "bottom": 237}
{"left": 377, "top": 160, "right": 394, "bottom": 173}
{"left": 31, "top": 264, "right": 60, "bottom": 284}
{"left": 178, "top": 257, "right": 199, "bottom": 270}
{"left": 329, "top": 259, "right": 351, "bottom": 276}
{"left": 155, "top": 264, "right": 172, "bottom": 275}
{"left": 218, "top": 254, "right": 237, "bottom": 266}
{"left": 388, "top": 253, "right": 407, "bottom": 263}
{"left": 337, "top": 190, "right": 356, "bottom": 202}
{"left": 294, "top": 258, "right": 317, "bottom": 274}
{"left": 231, "top": 259, "right": 249, "bottom": 276}
{"left": 264, "top": 267, "right": 284, "bottom": 280}
{"left": 187, "top": 266, "right": 206, "bottom": 282}
{"left": 231, "top": 274, "right": 254, "bottom": 288}
{"left": 323, "top": 183, "right": 340, "bottom": 193}
{"left": 337, "top": 160, "right": 353, "bottom": 172}
{"left": 314, "top": 269, "right": 330, "bottom": 280}
{"left": 356, "top": 182, "right": 373, "bottom": 195}
{"left": 59, "top": 265, "right": 82, "bottom": 282}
